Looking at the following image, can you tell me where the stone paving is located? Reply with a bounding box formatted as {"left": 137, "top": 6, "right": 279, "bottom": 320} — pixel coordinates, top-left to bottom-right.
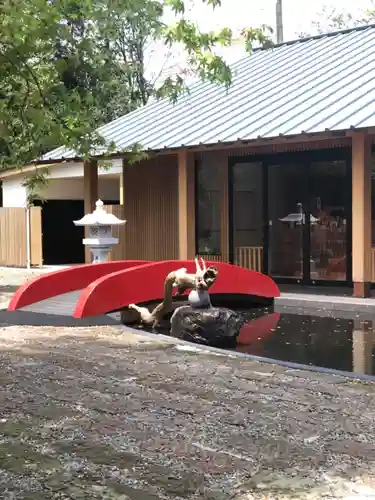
{"left": 0, "top": 319, "right": 375, "bottom": 499}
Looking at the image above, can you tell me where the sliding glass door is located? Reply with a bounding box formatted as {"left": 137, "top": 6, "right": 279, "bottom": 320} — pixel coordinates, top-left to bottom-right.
{"left": 267, "top": 163, "right": 307, "bottom": 280}
{"left": 308, "top": 160, "right": 348, "bottom": 282}
{"left": 229, "top": 149, "right": 351, "bottom": 285}
{"left": 230, "top": 162, "right": 264, "bottom": 272}
{"left": 266, "top": 154, "right": 350, "bottom": 284}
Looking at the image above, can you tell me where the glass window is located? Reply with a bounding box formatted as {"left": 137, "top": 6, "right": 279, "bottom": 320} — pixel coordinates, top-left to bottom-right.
{"left": 232, "top": 162, "right": 263, "bottom": 247}
{"left": 195, "top": 158, "right": 221, "bottom": 255}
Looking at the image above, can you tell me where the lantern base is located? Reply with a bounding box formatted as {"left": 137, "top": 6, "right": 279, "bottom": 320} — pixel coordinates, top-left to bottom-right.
{"left": 83, "top": 241, "right": 119, "bottom": 264}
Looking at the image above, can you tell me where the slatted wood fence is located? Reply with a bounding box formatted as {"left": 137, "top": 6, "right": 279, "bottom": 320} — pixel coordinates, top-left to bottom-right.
{"left": 198, "top": 248, "right": 263, "bottom": 272}
{"left": 0, "top": 207, "right": 43, "bottom": 267}
{"left": 235, "top": 246, "right": 263, "bottom": 272}
{"left": 197, "top": 254, "right": 223, "bottom": 263}
{"left": 105, "top": 205, "right": 126, "bottom": 261}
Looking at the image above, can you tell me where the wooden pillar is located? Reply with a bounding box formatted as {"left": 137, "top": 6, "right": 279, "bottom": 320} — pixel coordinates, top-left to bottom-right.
{"left": 178, "top": 150, "right": 195, "bottom": 259}
{"left": 83, "top": 159, "right": 98, "bottom": 263}
{"left": 83, "top": 159, "right": 98, "bottom": 213}
{"left": 352, "top": 133, "right": 372, "bottom": 297}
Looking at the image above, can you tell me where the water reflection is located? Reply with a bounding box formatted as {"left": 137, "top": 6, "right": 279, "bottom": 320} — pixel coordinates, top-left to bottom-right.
{"left": 352, "top": 319, "right": 375, "bottom": 375}
{"left": 237, "top": 308, "right": 375, "bottom": 376}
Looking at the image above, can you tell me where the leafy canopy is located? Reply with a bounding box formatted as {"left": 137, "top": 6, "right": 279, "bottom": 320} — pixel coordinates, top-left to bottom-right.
{"left": 0, "top": 0, "right": 272, "bottom": 170}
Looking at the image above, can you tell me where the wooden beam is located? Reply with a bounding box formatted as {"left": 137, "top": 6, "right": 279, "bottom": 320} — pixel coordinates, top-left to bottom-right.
{"left": 352, "top": 133, "right": 372, "bottom": 297}
{"left": 83, "top": 159, "right": 98, "bottom": 213}
{"left": 178, "top": 150, "right": 195, "bottom": 259}
{"left": 83, "top": 159, "right": 98, "bottom": 263}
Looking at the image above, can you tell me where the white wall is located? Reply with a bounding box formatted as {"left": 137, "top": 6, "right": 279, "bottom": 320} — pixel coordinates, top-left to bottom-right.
{"left": 1, "top": 178, "right": 28, "bottom": 207}
{"left": 1, "top": 160, "right": 122, "bottom": 207}
{"left": 46, "top": 159, "right": 122, "bottom": 179}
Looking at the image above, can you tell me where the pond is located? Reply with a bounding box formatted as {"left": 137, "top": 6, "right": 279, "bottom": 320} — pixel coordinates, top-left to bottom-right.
{"left": 138, "top": 302, "right": 375, "bottom": 378}
{"left": 236, "top": 306, "right": 375, "bottom": 377}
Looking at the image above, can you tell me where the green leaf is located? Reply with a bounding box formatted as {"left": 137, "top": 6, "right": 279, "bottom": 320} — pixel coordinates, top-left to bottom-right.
{"left": 0, "top": 0, "right": 268, "bottom": 180}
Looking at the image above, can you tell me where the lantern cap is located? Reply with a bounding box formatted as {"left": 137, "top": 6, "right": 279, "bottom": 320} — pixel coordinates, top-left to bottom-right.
{"left": 73, "top": 199, "right": 126, "bottom": 226}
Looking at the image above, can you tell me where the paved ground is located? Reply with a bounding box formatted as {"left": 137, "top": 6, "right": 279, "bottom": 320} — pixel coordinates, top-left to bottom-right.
{"left": 1, "top": 315, "right": 375, "bottom": 499}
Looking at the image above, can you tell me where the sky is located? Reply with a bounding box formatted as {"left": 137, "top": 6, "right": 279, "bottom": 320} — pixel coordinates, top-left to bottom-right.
{"left": 146, "top": 0, "right": 375, "bottom": 83}
{"left": 179, "top": 0, "right": 373, "bottom": 39}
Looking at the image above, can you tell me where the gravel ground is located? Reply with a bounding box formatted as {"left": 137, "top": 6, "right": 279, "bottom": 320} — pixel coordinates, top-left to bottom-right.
{"left": 0, "top": 318, "right": 375, "bottom": 500}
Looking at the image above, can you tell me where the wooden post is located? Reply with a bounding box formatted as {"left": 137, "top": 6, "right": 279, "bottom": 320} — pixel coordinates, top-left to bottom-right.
{"left": 83, "top": 159, "right": 98, "bottom": 263}
{"left": 178, "top": 150, "right": 195, "bottom": 260}
{"left": 352, "top": 133, "right": 372, "bottom": 297}
{"left": 83, "top": 159, "right": 98, "bottom": 213}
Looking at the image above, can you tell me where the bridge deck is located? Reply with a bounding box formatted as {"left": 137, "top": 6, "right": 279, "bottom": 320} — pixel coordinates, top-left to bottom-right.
{"left": 18, "top": 290, "right": 120, "bottom": 324}
{"left": 20, "top": 291, "right": 82, "bottom": 316}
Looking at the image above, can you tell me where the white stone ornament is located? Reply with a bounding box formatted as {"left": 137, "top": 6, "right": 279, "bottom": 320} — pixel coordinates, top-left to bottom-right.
{"left": 188, "top": 289, "right": 212, "bottom": 308}
{"left": 73, "top": 199, "right": 126, "bottom": 263}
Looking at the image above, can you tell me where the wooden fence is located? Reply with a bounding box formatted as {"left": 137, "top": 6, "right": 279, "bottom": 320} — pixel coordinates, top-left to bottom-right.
{"left": 235, "top": 246, "right": 263, "bottom": 272}
{"left": 0, "top": 207, "right": 43, "bottom": 267}
{"left": 198, "top": 248, "right": 263, "bottom": 272}
{"left": 197, "top": 254, "right": 224, "bottom": 263}
{"left": 105, "top": 205, "right": 126, "bottom": 261}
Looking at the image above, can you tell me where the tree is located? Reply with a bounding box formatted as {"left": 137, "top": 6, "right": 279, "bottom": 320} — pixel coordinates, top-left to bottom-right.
{"left": 0, "top": 0, "right": 272, "bottom": 172}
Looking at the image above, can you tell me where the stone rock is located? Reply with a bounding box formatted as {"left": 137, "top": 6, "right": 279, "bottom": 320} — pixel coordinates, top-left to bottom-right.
{"left": 170, "top": 305, "right": 243, "bottom": 348}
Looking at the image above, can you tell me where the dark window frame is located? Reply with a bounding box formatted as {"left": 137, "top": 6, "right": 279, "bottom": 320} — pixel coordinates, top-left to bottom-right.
{"left": 194, "top": 158, "right": 222, "bottom": 256}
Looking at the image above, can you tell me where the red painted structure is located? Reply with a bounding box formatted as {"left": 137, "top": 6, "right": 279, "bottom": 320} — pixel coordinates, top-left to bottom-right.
{"left": 73, "top": 261, "right": 279, "bottom": 318}
{"left": 8, "top": 260, "right": 280, "bottom": 318}
{"left": 8, "top": 260, "right": 149, "bottom": 311}
{"left": 237, "top": 312, "right": 281, "bottom": 356}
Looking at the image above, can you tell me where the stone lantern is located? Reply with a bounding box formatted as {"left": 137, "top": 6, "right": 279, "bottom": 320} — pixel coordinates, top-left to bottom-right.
{"left": 73, "top": 199, "right": 126, "bottom": 263}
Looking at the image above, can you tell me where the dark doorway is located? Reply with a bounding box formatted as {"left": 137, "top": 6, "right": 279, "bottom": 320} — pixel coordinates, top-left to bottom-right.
{"left": 37, "top": 200, "right": 85, "bottom": 265}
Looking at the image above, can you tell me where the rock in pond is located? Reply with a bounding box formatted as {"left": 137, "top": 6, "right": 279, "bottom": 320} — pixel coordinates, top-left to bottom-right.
{"left": 170, "top": 305, "right": 243, "bottom": 348}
